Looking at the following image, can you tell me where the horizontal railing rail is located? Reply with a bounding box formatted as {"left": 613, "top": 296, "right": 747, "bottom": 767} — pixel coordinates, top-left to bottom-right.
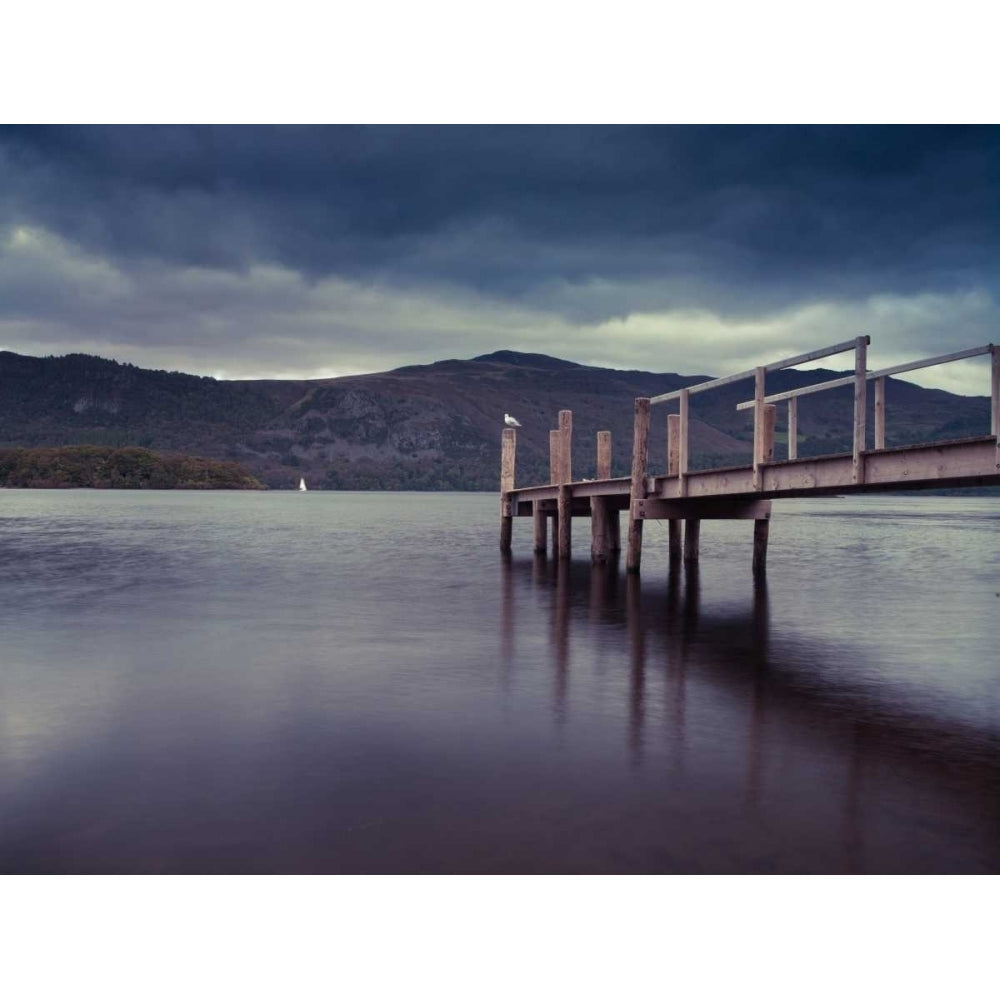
{"left": 734, "top": 343, "right": 995, "bottom": 411}
{"left": 649, "top": 337, "right": 866, "bottom": 405}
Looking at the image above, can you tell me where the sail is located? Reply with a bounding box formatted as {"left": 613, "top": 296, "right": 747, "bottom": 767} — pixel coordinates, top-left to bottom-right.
{"left": 299, "top": 478, "right": 307, "bottom": 492}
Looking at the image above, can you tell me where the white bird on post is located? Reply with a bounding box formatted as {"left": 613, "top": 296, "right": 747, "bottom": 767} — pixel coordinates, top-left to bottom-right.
{"left": 504, "top": 413, "right": 521, "bottom": 428}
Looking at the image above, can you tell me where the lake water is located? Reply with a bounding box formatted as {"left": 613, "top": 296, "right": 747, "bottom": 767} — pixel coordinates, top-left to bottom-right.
{"left": 1, "top": 490, "right": 997, "bottom": 873}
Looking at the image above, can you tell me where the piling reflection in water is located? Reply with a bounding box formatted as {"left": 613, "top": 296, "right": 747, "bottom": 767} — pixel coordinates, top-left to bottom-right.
{"left": 498, "top": 551, "right": 1000, "bottom": 873}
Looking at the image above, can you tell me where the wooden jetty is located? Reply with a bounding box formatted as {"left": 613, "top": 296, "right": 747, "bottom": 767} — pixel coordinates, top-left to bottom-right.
{"left": 499, "top": 337, "right": 1000, "bottom": 574}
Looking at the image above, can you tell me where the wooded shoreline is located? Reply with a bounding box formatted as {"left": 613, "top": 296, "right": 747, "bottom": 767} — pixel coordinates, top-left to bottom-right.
{"left": 0, "top": 446, "right": 264, "bottom": 490}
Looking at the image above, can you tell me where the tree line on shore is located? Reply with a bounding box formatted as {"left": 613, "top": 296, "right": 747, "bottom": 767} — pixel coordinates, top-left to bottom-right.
{"left": 0, "top": 446, "right": 264, "bottom": 489}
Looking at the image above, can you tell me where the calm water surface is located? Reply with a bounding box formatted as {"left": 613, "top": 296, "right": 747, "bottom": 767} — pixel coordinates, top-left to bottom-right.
{"left": 1, "top": 490, "right": 998, "bottom": 873}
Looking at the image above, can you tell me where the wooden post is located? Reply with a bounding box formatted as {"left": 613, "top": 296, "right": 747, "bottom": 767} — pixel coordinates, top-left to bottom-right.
{"left": 683, "top": 519, "right": 700, "bottom": 562}
{"left": 753, "top": 404, "right": 776, "bottom": 565}
{"left": 667, "top": 413, "right": 680, "bottom": 477}
{"left": 678, "top": 389, "right": 690, "bottom": 497}
{"left": 992, "top": 346, "right": 999, "bottom": 437}
{"left": 608, "top": 511, "right": 621, "bottom": 552}
{"left": 626, "top": 397, "right": 651, "bottom": 574}
{"left": 549, "top": 429, "right": 560, "bottom": 553}
{"left": 787, "top": 397, "right": 798, "bottom": 460}
{"left": 667, "top": 413, "right": 681, "bottom": 564}
{"left": 499, "top": 427, "right": 516, "bottom": 552}
{"left": 596, "top": 430, "right": 612, "bottom": 480}
{"left": 763, "top": 403, "right": 776, "bottom": 463}
{"left": 853, "top": 336, "right": 868, "bottom": 484}
{"left": 752, "top": 366, "right": 766, "bottom": 490}
{"left": 533, "top": 502, "right": 547, "bottom": 553}
{"left": 752, "top": 518, "right": 770, "bottom": 576}
{"left": 591, "top": 431, "right": 612, "bottom": 562}
{"left": 557, "top": 485, "right": 572, "bottom": 559}
{"left": 559, "top": 409, "right": 573, "bottom": 485}
{"left": 557, "top": 410, "right": 573, "bottom": 560}
{"left": 875, "top": 376, "right": 886, "bottom": 451}
{"left": 991, "top": 347, "right": 999, "bottom": 471}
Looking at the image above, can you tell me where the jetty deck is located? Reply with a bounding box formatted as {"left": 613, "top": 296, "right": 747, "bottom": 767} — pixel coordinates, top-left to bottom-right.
{"left": 499, "top": 337, "right": 1000, "bottom": 573}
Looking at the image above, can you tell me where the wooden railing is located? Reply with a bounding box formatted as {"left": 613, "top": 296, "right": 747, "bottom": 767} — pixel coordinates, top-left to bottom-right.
{"left": 733, "top": 342, "right": 998, "bottom": 455}
{"left": 648, "top": 336, "right": 871, "bottom": 493}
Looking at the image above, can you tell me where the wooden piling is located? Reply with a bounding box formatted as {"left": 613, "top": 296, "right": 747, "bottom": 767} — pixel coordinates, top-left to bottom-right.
{"left": 787, "top": 397, "right": 798, "bottom": 460}
{"left": 669, "top": 521, "right": 682, "bottom": 564}
{"left": 559, "top": 409, "right": 573, "bottom": 485}
{"left": 533, "top": 502, "right": 547, "bottom": 553}
{"left": 549, "top": 429, "right": 560, "bottom": 553}
{"left": 874, "top": 376, "right": 886, "bottom": 450}
{"left": 556, "top": 411, "right": 573, "bottom": 559}
{"left": 626, "top": 397, "right": 651, "bottom": 574}
{"left": 499, "top": 427, "right": 516, "bottom": 552}
{"left": 667, "top": 413, "right": 681, "bottom": 564}
{"left": 591, "top": 431, "right": 612, "bottom": 562}
{"left": 752, "top": 518, "right": 770, "bottom": 576}
{"left": 853, "top": 336, "right": 868, "bottom": 484}
{"left": 557, "top": 486, "right": 572, "bottom": 558}
{"left": 591, "top": 498, "right": 608, "bottom": 562}
{"left": 683, "top": 519, "right": 700, "bottom": 562}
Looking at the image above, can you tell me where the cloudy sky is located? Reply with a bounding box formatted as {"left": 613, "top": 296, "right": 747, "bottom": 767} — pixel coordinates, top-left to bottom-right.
{"left": 1, "top": 125, "right": 997, "bottom": 394}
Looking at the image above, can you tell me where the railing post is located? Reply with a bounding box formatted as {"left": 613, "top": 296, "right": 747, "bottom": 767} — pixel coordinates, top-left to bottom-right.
{"left": 787, "top": 397, "right": 798, "bottom": 460}
{"left": 752, "top": 366, "right": 765, "bottom": 490}
{"left": 667, "top": 413, "right": 681, "bottom": 564}
{"left": 991, "top": 346, "right": 999, "bottom": 437}
{"left": 591, "top": 431, "right": 611, "bottom": 562}
{"left": 991, "top": 346, "right": 999, "bottom": 470}
{"left": 874, "top": 376, "right": 886, "bottom": 451}
{"left": 678, "top": 389, "right": 690, "bottom": 497}
{"left": 763, "top": 404, "right": 776, "bottom": 463}
{"left": 626, "top": 397, "right": 651, "bottom": 574}
{"left": 499, "top": 427, "right": 516, "bottom": 551}
{"left": 853, "top": 336, "right": 868, "bottom": 484}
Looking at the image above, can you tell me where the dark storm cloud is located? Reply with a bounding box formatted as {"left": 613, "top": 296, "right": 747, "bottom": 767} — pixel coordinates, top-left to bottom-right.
{"left": 1, "top": 125, "right": 996, "bottom": 320}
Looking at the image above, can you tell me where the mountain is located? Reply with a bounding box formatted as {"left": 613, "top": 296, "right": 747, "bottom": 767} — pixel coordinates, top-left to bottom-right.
{"left": 0, "top": 349, "right": 993, "bottom": 490}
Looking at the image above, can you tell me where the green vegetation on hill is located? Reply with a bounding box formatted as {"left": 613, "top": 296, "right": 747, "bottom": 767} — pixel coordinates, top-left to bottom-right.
{"left": 0, "top": 446, "right": 264, "bottom": 489}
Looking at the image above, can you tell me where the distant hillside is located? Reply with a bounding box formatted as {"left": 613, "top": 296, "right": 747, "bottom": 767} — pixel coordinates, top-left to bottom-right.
{"left": 0, "top": 446, "right": 264, "bottom": 490}
{"left": 0, "top": 349, "right": 993, "bottom": 490}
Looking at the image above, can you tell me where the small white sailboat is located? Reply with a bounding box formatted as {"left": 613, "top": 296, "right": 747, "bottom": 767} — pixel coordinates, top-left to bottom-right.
{"left": 298, "top": 477, "right": 308, "bottom": 492}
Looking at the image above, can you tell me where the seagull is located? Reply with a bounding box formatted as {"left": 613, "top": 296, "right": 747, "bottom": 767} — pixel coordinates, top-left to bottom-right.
{"left": 504, "top": 413, "right": 521, "bottom": 427}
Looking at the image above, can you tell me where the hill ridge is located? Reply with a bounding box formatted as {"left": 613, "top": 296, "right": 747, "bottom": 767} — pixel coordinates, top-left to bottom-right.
{"left": 0, "top": 349, "right": 991, "bottom": 490}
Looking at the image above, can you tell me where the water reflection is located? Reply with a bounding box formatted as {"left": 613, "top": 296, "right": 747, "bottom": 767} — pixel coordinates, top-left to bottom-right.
{"left": 499, "top": 552, "right": 1000, "bottom": 873}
